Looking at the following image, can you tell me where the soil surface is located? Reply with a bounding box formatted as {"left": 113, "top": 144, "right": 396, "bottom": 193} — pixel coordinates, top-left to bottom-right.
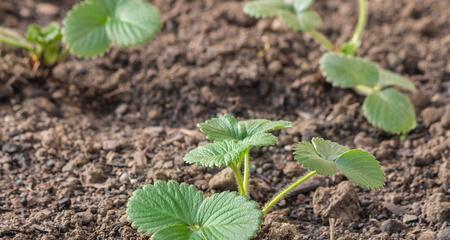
{"left": 1, "top": 0, "right": 449, "bottom": 239}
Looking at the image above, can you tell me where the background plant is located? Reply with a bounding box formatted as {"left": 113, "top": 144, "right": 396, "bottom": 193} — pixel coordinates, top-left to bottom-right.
{"left": 0, "top": 0, "right": 161, "bottom": 68}
{"left": 0, "top": 23, "right": 67, "bottom": 70}
{"left": 244, "top": 0, "right": 417, "bottom": 134}
{"left": 127, "top": 115, "right": 385, "bottom": 239}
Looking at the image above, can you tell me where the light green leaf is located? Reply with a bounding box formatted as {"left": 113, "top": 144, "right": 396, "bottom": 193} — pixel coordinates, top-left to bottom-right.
{"left": 63, "top": 0, "right": 160, "bottom": 57}
{"left": 241, "top": 132, "right": 278, "bottom": 147}
{"left": 335, "top": 150, "right": 385, "bottom": 190}
{"left": 295, "top": 140, "right": 338, "bottom": 176}
{"left": 198, "top": 115, "right": 291, "bottom": 143}
{"left": 239, "top": 119, "right": 292, "bottom": 136}
{"left": 198, "top": 115, "right": 241, "bottom": 141}
{"left": 296, "top": 11, "right": 321, "bottom": 32}
{"left": 184, "top": 140, "right": 246, "bottom": 167}
{"left": 293, "top": 0, "right": 315, "bottom": 12}
{"left": 320, "top": 53, "right": 379, "bottom": 88}
{"left": 127, "top": 181, "right": 262, "bottom": 240}
{"left": 377, "top": 68, "right": 417, "bottom": 93}
{"left": 243, "top": 0, "right": 294, "bottom": 18}
{"left": 363, "top": 88, "right": 416, "bottom": 134}
{"left": 311, "top": 137, "right": 349, "bottom": 161}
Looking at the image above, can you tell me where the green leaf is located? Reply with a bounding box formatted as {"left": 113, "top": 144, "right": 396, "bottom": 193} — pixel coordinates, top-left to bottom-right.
{"left": 320, "top": 53, "right": 379, "bottom": 88}
{"left": 127, "top": 181, "right": 262, "bottom": 240}
{"left": 63, "top": 0, "right": 161, "bottom": 57}
{"left": 296, "top": 11, "right": 321, "bottom": 32}
{"left": 184, "top": 140, "right": 246, "bottom": 167}
{"left": 295, "top": 138, "right": 385, "bottom": 190}
{"left": 295, "top": 139, "right": 338, "bottom": 176}
{"left": 293, "top": 0, "right": 315, "bottom": 12}
{"left": 377, "top": 68, "right": 417, "bottom": 93}
{"left": 198, "top": 115, "right": 241, "bottom": 141}
{"left": 363, "top": 88, "right": 417, "bottom": 134}
{"left": 243, "top": 0, "right": 294, "bottom": 18}
{"left": 335, "top": 150, "right": 385, "bottom": 190}
{"left": 241, "top": 132, "right": 278, "bottom": 147}
{"left": 198, "top": 115, "right": 291, "bottom": 144}
{"left": 311, "top": 137, "right": 349, "bottom": 161}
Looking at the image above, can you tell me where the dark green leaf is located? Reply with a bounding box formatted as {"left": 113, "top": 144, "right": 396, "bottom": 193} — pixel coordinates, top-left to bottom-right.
{"left": 335, "top": 150, "right": 385, "bottom": 190}
{"left": 377, "top": 68, "right": 417, "bottom": 92}
{"left": 295, "top": 139, "right": 338, "bottom": 176}
{"left": 320, "top": 53, "right": 379, "bottom": 88}
{"left": 363, "top": 88, "right": 417, "bottom": 134}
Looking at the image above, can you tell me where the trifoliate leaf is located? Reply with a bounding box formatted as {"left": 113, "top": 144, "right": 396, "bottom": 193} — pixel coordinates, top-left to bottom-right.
{"left": 184, "top": 140, "right": 246, "bottom": 167}
{"left": 63, "top": 0, "right": 161, "bottom": 57}
{"left": 241, "top": 132, "right": 278, "bottom": 147}
{"left": 335, "top": 150, "right": 385, "bottom": 190}
{"left": 295, "top": 138, "right": 385, "bottom": 190}
{"left": 293, "top": 0, "right": 315, "bottom": 12}
{"left": 127, "top": 181, "right": 262, "bottom": 240}
{"left": 243, "top": 0, "right": 294, "bottom": 18}
{"left": 320, "top": 53, "right": 379, "bottom": 88}
{"left": 295, "top": 139, "right": 338, "bottom": 176}
{"left": 363, "top": 88, "right": 417, "bottom": 134}
{"left": 198, "top": 115, "right": 292, "bottom": 146}
{"left": 377, "top": 68, "right": 417, "bottom": 93}
{"left": 311, "top": 137, "right": 349, "bottom": 161}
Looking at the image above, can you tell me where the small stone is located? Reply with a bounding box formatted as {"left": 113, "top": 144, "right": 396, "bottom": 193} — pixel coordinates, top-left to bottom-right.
{"left": 402, "top": 214, "right": 418, "bottom": 223}
{"left": 438, "top": 160, "right": 450, "bottom": 190}
{"left": 36, "top": 3, "right": 58, "bottom": 15}
{"left": 437, "top": 227, "right": 450, "bottom": 240}
{"left": 381, "top": 219, "right": 406, "bottom": 234}
{"left": 209, "top": 168, "right": 236, "bottom": 191}
{"left": 119, "top": 173, "right": 129, "bottom": 183}
{"left": 421, "top": 107, "right": 442, "bottom": 126}
{"left": 418, "top": 231, "right": 436, "bottom": 240}
{"left": 312, "top": 181, "right": 360, "bottom": 223}
{"left": 268, "top": 61, "right": 282, "bottom": 74}
{"left": 440, "top": 107, "right": 450, "bottom": 128}
{"left": 422, "top": 193, "right": 450, "bottom": 223}
{"left": 115, "top": 104, "right": 128, "bottom": 115}
{"left": 2, "top": 142, "right": 20, "bottom": 153}
{"left": 268, "top": 222, "right": 302, "bottom": 240}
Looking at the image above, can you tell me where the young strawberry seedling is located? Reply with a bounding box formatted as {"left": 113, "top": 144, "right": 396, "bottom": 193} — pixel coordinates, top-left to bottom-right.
{"left": 0, "top": 0, "right": 161, "bottom": 68}
{"left": 244, "top": 0, "right": 417, "bottom": 134}
{"left": 0, "top": 23, "right": 67, "bottom": 70}
{"left": 127, "top": 115, "right": 385, "bottom": 239}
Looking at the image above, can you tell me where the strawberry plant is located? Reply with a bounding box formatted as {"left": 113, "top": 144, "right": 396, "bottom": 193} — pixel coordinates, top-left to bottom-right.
{"left": 0, "top": 23, "right": 67, "bottom": 69}
{"left": 0, "top": 0, "right": 161, "bottom": 67}
{"left": 127, "top": 115, "right": 385, "bottom": 239}
{"left": 244, "top": 0, "right": 417, "bottom": 134}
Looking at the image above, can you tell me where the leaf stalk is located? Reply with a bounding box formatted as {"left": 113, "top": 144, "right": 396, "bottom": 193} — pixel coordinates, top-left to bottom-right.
{"left": 262, "top": 170, "right": 317, "bottom": 215}
{"left": 307, "top": 30, "right": 334, "bottom": 51}
{"left": 230, "top": 165, "right": 246, "bottom": 196}
{"left": 350, "top": 0, "right": 368, "bottom": 47}
{"left": 242, "top": 148, "right": 251, "bottom": 197}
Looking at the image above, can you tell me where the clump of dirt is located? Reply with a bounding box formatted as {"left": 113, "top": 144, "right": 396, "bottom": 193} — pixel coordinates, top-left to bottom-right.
{"left": 1, "top": 0, "right": 449, "bottom": 239}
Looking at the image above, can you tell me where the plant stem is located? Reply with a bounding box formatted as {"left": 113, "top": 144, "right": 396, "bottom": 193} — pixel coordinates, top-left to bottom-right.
{"left": 243, "top": 149, "right": 251, "bottom": 197}
{"left": 307, "top": 30, "right": 334, "bottom": 51}
{"left": 230, "top": 165, "right": 246, "bottom": 196}
{"left": 354, "top": 85, "right": 374, "bottom": 96}
{"left": 262, "top": 171, "right": 317, "bottom": 215}
{"left": 350, "top": 0, "right": 368, "bottom": 46}
{"left": 0, "top": 27, "right": 33, "bottom": 50}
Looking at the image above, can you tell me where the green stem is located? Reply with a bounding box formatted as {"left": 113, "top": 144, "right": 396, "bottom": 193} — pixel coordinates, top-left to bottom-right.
{"left": 230, "top": 165, "right": 245, "bottom": 196}
{"left": 350, "top": 0, "right": 368, "bottom": 46}
{"left": 0, "top": 27, "right": 33, "bottom": 50}
{"left": 243, "top": 149, "right": 251, "bottom": 197}
{"left": 307, "top": 30, "right": 334, "bottom": 51}
{"left": 262, "top": 171, "right": 317, "bottom": 215}
{"left": 354, "top": 85, "right": 375, "bottom": 96}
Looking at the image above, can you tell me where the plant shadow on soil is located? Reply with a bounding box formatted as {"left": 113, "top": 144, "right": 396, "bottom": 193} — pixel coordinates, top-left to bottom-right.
{"left": 0, "top": 0, "right": 449, "bottom": 239}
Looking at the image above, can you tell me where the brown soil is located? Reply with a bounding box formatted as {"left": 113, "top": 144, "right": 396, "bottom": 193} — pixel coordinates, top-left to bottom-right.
{"left": 1, "top": 0, "right": 449, "bottom": 239}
